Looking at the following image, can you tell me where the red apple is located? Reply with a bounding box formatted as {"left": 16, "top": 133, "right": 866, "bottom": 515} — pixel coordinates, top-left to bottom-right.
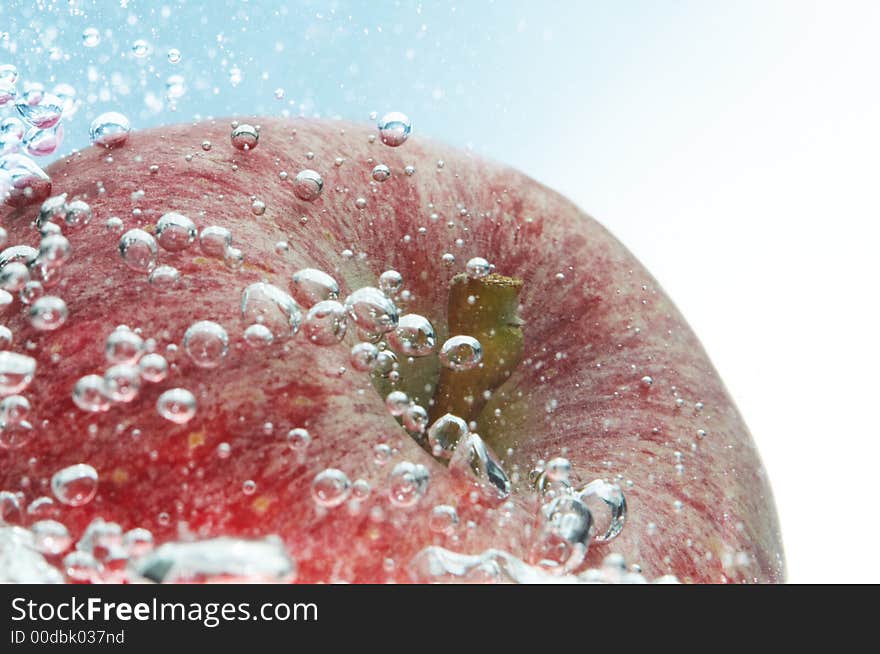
{"left": 0, "top": 117, "right": 784, "bottom": 583}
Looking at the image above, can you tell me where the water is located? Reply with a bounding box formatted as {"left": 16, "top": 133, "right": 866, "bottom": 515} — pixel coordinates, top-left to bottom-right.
{"left": 0, "top": 1, "right": 725, "bottom": 586}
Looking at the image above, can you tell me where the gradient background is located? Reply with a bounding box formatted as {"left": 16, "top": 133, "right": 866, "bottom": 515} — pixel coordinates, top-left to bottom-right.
{"left": 2, "top": 0, "right": 877, "bottom": 583}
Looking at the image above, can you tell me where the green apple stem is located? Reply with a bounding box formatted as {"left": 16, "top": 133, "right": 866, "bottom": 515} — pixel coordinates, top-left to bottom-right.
{"left": 429, "top": 272, "right": 524, "bottom": 428}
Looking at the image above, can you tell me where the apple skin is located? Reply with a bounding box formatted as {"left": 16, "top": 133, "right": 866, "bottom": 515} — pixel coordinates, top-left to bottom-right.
{"left": 0, "top": 117, "right": 784, "bottom": 583}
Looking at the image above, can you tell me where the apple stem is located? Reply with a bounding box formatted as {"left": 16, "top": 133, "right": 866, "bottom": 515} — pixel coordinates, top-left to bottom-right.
{"left": 429, "top": 272, "right": 524, "bottom": 430}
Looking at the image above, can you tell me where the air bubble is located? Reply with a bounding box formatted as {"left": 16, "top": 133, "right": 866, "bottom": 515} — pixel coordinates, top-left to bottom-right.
{"left": 439, "top": 335, "right": 483, "bottom": 371}
{"left": 385, "top": 391, "right": 410, "bottom": 416}
{"left": 427, "top": 414, "right": 469, "bottom": 459}
{"left": 224, "top": 247, "right": 244, "bottom": 270}
{"left": 123, "top": 528, "right": 154, "bottom": 557}
{"left": 183, "top": 321, "right": 229, "bottom": 369}
{"left": 31, "top": 520, "right": 72, "bottom": 555}
{"left": 138, "top": 353, "right": 168, "bottom": 383}
{"left": 292, "top": 169, "right": 323, "bottom": 202}
{"left": 575, "top": 479, "right": 627, "bottom": 543}
{"left": 349, "top": 342, "right": 378, "bottom": 371}
{"left": 38, "top": 234, "right": 71, "bottom": 266}
{"left": 344, "top": 287, "right": 398, "bottom": 334}
{"left": 377, "top": 112, "right": 412, "bottom": 147}
{"left": 118, "top": 229, "right": 158, "bottom": 273}
{"left": 0, "top": 394, "right": 29, "bottom": 424}
{"left": 302, "top": 300, "right": 348, "bottom": 345}
{"left": 81, "top": 27, "right": 101, "bottom": 48}
{"left": 448, "top": 433, "right": 511, "bottom": 501}
{"left": 371, "top": 164, "right": 391, "bottom": 182}
{"left": 387, "top": 314, "right": 435, "bottom": 357}
{"left": 131, "top": 39, "right": 151, "bottom": 58}
{"left": 199, "top": 225, "right": 232, "bottom": 258}
{"left": 0, "top": 352, "right": 36, "bottom": 396}
{"left": 531, "top": 495, "right": 593, "bottom": 573}
{"left": 465, "top": 257, "right": 491, "bottom": 279}
{"left": 290, "top": 268, "right": 339, "bottom": 308}
{"left": 0, "top": 245, "right": 40, "bottom": 269}
{"left": 89, "top": 112, "right": 131, "bottom": 148}
{"left": 0, "top": 154, "right": 50, "bottom": 204}
{"left": 28, "top": 296, "right": 67, "bottom": 330}
{"left": 403, "top": 404, "right": 429, "bottom": 434}
{"left": 149, "top": 265, "right": 180, "bottom": 288}
{"left": 244, "top": 323, "right": 274, "bottom": 348}
{"left": 371, "top": 350, "right": 398, "bottom": 377}
{"left": 311, "top": 469, "right": 351, "bottom": 508}
{"left": 378, "top": 270, "right": 403, "bottom": 296}
{"left": 15, "top": 93, "right": 63, "bottom": 130}
{"left": 156, "top": 388, "right": 197, "bottom": 424}
{"left": 286, "top": 428, "right": 311, "bottom": 452}
{"left": 64, "top": 199, "right": 92, "bottom": 230}
{"left": 231, "top": 124, "right": 259, "bottom": 151}
{"left": 18, "top": 281, "right": 42, "bottom": 305}
{"left": 72, "top": 375, "right": 111, "bottom": 412}
{"left": 165, "top": 74, "right": 186, "bottom": 100}
{"left": 388, "top": 462, "right": 430, "bottom": 507}
{"left": 105, "top": 326, "right": 143, "bottom": 365}
{"left": 51, "top": 464, "right": 98, "bottom": 507}
{"left": 103, "top": 364, "right": 141, "bottom": 403}
{"left": 241, "top": 282, "right": 302, "bottom": 340}
{"left": 429, "top": 505, "right": 459, "bottom": 535}
{"left": 0, "top": 262, "right": 29, "bottom": 292}
{"left": 24, "top": 124, "right": 64, "bottom": 157}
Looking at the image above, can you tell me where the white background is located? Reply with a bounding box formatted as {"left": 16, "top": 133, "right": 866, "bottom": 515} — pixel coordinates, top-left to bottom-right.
{"left": 542, "top": 4, "right": 880, "bottom": 583}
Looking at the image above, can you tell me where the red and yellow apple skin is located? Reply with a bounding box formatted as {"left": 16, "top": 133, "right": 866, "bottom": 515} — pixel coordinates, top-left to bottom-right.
{"left": 0, "top": 118, "right": 784, "bottom": 583}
